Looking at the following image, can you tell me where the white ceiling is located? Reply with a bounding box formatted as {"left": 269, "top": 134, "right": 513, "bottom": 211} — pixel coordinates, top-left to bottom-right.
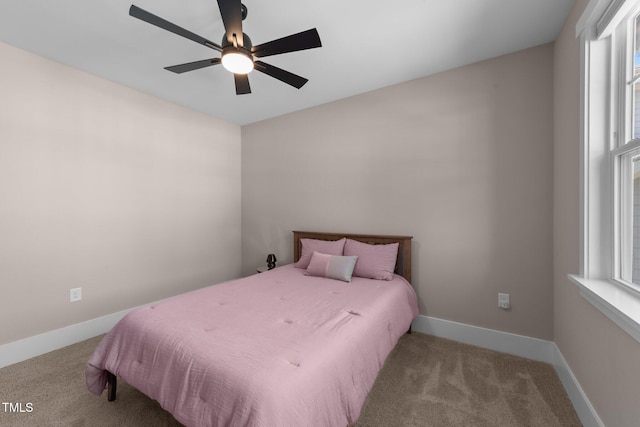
{"left": 0, "top": 0, "right": 573, "bottom": 125}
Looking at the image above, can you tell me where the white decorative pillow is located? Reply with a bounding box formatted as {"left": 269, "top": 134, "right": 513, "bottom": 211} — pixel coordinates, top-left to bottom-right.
{"left": 305, "top": 251, "right": 358, "bottom": 282}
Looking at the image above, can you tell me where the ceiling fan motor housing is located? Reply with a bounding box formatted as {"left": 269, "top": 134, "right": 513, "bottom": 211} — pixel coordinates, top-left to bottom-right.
{"left": 221, "top": 32, "right": 253, "bottom": 69}
{"left": 221, "top": 32, "right": 253, "bottom": 73}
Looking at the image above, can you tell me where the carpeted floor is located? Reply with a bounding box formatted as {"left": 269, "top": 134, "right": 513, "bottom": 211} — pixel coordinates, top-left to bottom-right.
{"left": 356, "top": 334, "right": 581, "bottom": 427}
{"left": 0, "top": 332, "right": 581, "bottom": 426}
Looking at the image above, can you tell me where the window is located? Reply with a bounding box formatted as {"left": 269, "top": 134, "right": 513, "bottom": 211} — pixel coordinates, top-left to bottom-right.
{"left": 614, "top": 10, "right": 640, "bottom": 289}
{"left": 572, "top": 0, "right": 640, "bottom": 343}
{"left": 626, "top": 152, "right": 640, "bottom": 284}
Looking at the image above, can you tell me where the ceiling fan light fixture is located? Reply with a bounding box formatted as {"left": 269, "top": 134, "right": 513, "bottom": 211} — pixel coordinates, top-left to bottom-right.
{"left": 221, "top": 50, "right": 254, "bottom": 74}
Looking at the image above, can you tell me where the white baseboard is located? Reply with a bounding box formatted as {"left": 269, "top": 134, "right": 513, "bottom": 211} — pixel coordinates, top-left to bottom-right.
{"left": 0, "top": 307, "right": 136, "bottom": 369}
{"left": 551, "top": 345, "right": 605, "bottom": 427}
{"left": 411, "top": 315, "right": 556, "bottom": 363}
{"left": 411, "top": 315, "right": 603, "bottom": 427}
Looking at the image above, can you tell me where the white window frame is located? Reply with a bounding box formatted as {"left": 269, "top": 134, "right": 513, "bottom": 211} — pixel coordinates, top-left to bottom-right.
{"left": 571, "top": 0, "right": 640, "bottom": 344}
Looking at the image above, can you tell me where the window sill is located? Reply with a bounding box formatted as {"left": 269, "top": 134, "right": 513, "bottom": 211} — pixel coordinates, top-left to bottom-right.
{"left": 568, "top": 274, "right": 640, "bottom": 344}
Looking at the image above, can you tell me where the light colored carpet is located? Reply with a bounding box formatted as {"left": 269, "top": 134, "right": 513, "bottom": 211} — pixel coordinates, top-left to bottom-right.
{"left": 356, "top": 333, "right": 581, "bottom": 426}
{"left": 0, "top": 332, "right": 581, "bottom": 426}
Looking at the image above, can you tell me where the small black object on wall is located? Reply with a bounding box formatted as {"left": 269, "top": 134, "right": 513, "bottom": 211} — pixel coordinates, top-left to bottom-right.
{"left": 266, "top": 254, "right": 277, "bottom": 270}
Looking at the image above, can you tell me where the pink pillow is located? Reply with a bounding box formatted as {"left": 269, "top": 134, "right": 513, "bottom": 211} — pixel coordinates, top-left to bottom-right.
{"left": 344, "top": 239, "right": 398, "bottom": 280}
{"left": 305, "top": 252, "right": 358, "bottom": 282}
{"left": 295, "top": 238, "right": 346, "bottom": 269}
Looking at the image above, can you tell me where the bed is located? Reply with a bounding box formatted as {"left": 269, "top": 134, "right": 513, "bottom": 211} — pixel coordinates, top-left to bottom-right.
{"left": 86, "top": 231, "right": 418, "bottom": 427}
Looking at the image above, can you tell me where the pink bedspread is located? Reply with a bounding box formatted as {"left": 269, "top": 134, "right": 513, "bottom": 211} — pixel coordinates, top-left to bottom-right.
{"left": 86, "top": 264, "right": 418, "bottom": 427}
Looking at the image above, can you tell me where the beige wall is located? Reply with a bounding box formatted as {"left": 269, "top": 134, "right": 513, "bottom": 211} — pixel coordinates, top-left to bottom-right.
{"left": 0, "top": 42, "right": 242, "bottom": 345}
{"left": 242, "top": 44, "right": 554, "bottom": 340}
{"left": 553, "top": 1, "right": 640, "bottom": 426}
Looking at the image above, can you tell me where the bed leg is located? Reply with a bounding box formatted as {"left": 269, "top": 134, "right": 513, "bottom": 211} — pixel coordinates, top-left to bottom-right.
{"left": 407, "top": 324, "right": 412, "bottom": 334}
{"left": 107, "top": 371, "right": 117, "bottom": 402}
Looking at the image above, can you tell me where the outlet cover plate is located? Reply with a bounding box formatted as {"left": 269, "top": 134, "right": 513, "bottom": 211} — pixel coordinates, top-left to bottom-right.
{"left": 498, "top": 293, "right": 510, "bottom": 309}
{"left": 70, "top": 287, "right": 82, "bottom": 302}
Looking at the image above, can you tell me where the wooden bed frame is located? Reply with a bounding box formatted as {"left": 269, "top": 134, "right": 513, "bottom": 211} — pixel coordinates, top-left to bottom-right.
{"left": 106, "top": 231, "right": 413, "bottom": 403}
{"left": 293, "top": 231, "right": 413, "bottom": 284}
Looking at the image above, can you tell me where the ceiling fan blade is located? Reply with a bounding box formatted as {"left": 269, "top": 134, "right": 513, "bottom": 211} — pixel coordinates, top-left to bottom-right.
{"left": 251, "top": 29, "right": 321, "bottom": 58}
{"left": 234, "top": 74, "right": 251, "bottom": 95}
{"left": 165, "top": 58, "right": 221, "bottom": 74}
{"left": 217, "top": 0, "right": 244, "bottom": 46}
{"left": 254, "top": 61, "right": 308, "bottom": 89}
{"left": 130, "top": 5, "right": 222, "bottom": 52}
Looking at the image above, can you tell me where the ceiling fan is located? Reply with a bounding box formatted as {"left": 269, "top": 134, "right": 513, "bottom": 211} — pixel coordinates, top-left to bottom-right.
{"left": 129, "top": 1, "right": 322, "bottom": 95}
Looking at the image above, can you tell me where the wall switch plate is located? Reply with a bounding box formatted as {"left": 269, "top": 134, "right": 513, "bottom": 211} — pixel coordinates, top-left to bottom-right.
{"left": 70, "top": 287, "right": 82, "bottom": 302}
{"left": 498, "top": 293, "right": 510, "bottom": 309}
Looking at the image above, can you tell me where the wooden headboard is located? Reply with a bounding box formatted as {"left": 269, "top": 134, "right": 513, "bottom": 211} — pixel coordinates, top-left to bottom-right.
{"left": 292, "top": 231, "right": 413, "bottom": 283}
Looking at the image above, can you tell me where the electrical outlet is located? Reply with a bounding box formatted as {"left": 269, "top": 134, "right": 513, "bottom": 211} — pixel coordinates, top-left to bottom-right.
{"left": 70, "top": 287, "right": 82, "bottom": 302}
{"left": 498, "top": 293, "right": 510, "bottom": 310}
